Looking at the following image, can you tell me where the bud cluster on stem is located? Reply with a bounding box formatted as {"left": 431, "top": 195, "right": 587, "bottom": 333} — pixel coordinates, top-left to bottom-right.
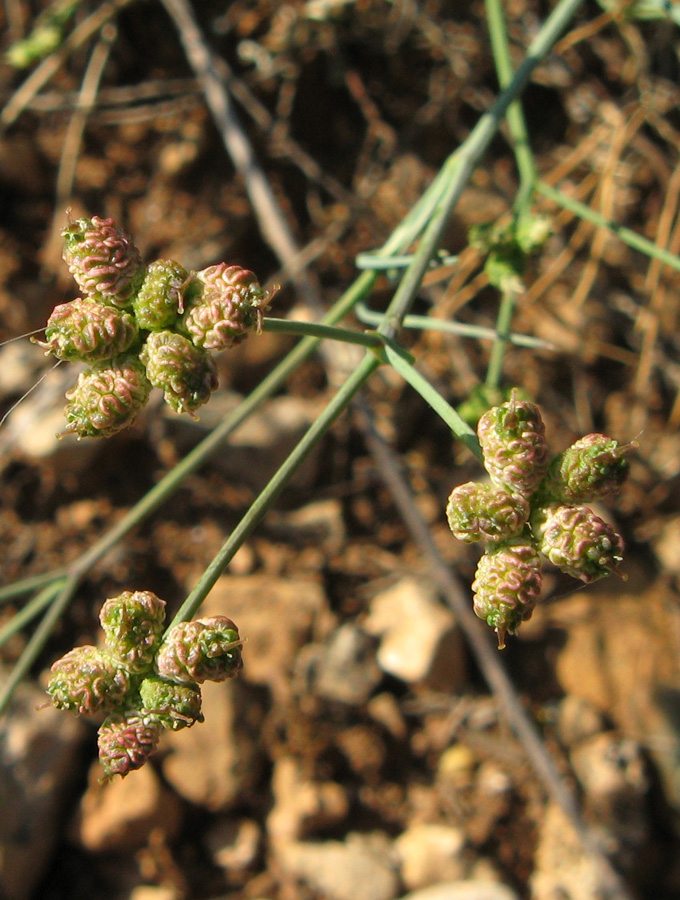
{"left": 34, "top": 214, "right": 275, "bottom": 438}
{"left": 46, "top": 590, "right": 243, "bottom": 779}
{"left": 446, "top": 391, "right": 635, "bottom": 648}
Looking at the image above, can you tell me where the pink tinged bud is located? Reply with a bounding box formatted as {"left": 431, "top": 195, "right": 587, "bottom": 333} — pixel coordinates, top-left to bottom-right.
{"left": 155, "top": 616, "right": 243, "bottom": 684}
{"left": 542, "top": 433, "right": 636, "bottom": 505}
{"left": 47, "top": 645, "right": 133, "bottom": 716}
{"left": 62, "top": 355, "right": 152, "bottom": 439}
{"left": 181, "top": 263, "right": 273, "bottom": 351}
{"left": 98, "top": 712, "right": 162, "bottom": 779}
{"left": 477, "top": 393, "right": 549, "bottom": 499}
{"left": 446, "top": 482, "right": 530, "bottom": 544}
{"left": 99, "top": 591, "right": 167, "bottom": 674}
{"left": 138, "top": 675, "right": 204, "bottom": 731}
{"left": 139, "top": 331, "right": 218, "bottom": 416}
{"left": 132, "top": 259, "right": 190, "bottom": 330}
{"left": 62, "top": 216, "right": 143, "bottom": 308}
{"left": 472, "top": 539, "right": 543, "bottom": 649}
{"left": 533, "top": 504, "right": 624, "bottom": 583}
{"left": 34, "top": 298, "right": 138, "bottom": 362}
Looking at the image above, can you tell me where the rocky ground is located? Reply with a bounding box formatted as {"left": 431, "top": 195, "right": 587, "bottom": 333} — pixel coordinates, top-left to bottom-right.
{"left": 2, "top": 2, "right": 680, "bottom": 899}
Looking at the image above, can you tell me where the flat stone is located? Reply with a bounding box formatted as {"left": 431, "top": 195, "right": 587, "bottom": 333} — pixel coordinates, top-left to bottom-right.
{"left": 398, "top": 882, "right": 520, "bottom": 900}
{"left": 395, "top": 824, "right": 467, "bottom": 890}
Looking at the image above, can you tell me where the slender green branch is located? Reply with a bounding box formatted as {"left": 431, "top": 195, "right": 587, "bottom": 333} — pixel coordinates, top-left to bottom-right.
{"left": 262, "top": 317, "right": 381, "bottom": 348}
{"left": 381, "top": 339, "right": 482, "bottom": 460}
{"left": 0, "top": 568, "right": 67, "bottom": 603}
{"left": 538, "top": 180, "right": 680, "bottom": 273}
{"left": 354, "top": 302, "right": 553, "bottom": 349}
{"left": 170, "top": 353, "right": 381, "bottom": 627}
{"left": 0, "top": 579, "right": 67, "bottom": 650}
{"left": 0, "top": 573, "right": 79, "bottom": 717}
{"left": 485, "top": 285, "right": 518, "bottom": 390}
{"left": 485, "top": 0, "right": 537, "bottom": 210}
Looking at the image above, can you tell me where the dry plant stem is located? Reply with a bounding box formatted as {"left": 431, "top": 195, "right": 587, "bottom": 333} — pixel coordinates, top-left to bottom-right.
{"left": 355, "top": 398, "right": 635, "bottom": 900}
{"left": 0, "top": 0, "right": 135, "bottom": 131}
{"left": 159, "top": 0, "right": 317, "bottom": 308}
{"left": 55, "top": 25, "right": 116, "bottom": 207}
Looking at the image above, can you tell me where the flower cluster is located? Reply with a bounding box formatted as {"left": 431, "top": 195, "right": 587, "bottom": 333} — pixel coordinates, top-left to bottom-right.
{"left": 46, "top": 590, "right": 243, "bottom": 779}
{"left": 35, "top": 215, "right": 275, "bottom": 438}
{"left": 446, "top": 392, "right": 635, "bottom": 648}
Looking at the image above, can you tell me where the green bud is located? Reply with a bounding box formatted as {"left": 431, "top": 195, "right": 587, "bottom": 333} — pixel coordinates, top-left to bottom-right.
{"left": 34, "top": 298, "right": 138, "bottom": 362}
{"left": 62, "top": 355, "right": 152, "bottom": 439}
{"left": 139, "top": 331, "right": 218, "bottom": 416}
{"left": 138, "top": 675, "right": 204, "bottom": 731}
{"left": 98, "top": 712, "right": 162, "bottom": 780}
{"left": 472, "top": 539, "right": 543, "bottom": 648}
{"left": 540, "top": 433, "right": 636, "bottom": 505}
{"left": 181, "top": 263, "right": 272, "bottom": 351}
{"left": 132, "top": 259, "right": 189, "bottom": 330}
{"left": 62, "top": 215, "right": 143, "bottom": 308}
{"left": 477, "top": 392, "right": 549, "bottom": 498}
{"left": 47, "top": 645, "right": 132, "bottom": 716}
{"left": 446, "top": 482, "right": 530, "bottom": 543}
{"left": 155, "top": 616, "right": 243, "bottom": 684}
{"left": 99, "top": 591, "right": 167, "bottom": 674}
{"left": 532, "top": 504, "right": 624, "bottom": 583}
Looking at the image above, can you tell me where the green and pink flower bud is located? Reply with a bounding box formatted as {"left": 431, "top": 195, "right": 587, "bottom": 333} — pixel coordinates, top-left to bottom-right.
{"left": 155, "top": 616, "right": 243, "bottom": 684}
{"left": 98, "top": 712, "right": 162, "bottom": 780}
{"left": 446, "top": 482, "right": 530, "bottom": 544}
{"left": 472, "top": 539, "right": 543, "bottom": 648}
{"left": 532, "top": 504, "right": 624, "bottom": 583}
{"left": 47, "top": 645, "right": 132, "bottom": 716}
{"left": 99, "top": 590, "right": 167, "bottom": 674}
{"left": 477, "top": 393, "right": 549, "bottom": 498}
{"left": 62, "top": 215, "right": 143, "bottom": 307}
{"left": 138, "top": 674, "right": 204, "bottom": 731}
{"left": 181, "top": 263, "right": 272, "bottom": 351}
{"left": 34, "top": 298, "right": 138, "bottom": 362}
{"left": 132, "top": 259, "right": 189, "bottom": 330}
{"left": 139, "top": 331, "right": 218, "bottom": 416}
{"left": 62, "top": 355, "right": 151, "bottom": 439}
{"left": 540, "top": 433, "right": 636, "bottom": 505}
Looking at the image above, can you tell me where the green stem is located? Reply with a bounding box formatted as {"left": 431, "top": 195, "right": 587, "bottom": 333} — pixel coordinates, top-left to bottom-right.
{"left": 485, "top": 0, "right": 537, "bottom": 211}
{"left": 262, "top": 317, "right": 381, "bottom": 348}
{"left": 170, "top": 353, "right": 381, "bottom": 627}
{"left": 0, "top": 569, "right": 67, "bottom": 603}
{"left": 485, "top": 285, "right": 518, "bottom": 390}
{"left": 538, "top": 180, "right": 680, "bottom": 273}
{"left": 381, "top": 339, "right": 482, "bottom": 460}
{"left": 0, "top": 579, "right": 66, "bottom": 650}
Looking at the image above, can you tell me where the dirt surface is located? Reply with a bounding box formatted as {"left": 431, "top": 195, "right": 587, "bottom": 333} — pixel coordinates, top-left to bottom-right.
{"left": 2, "top": 2, "right": 680, "bottom": 899}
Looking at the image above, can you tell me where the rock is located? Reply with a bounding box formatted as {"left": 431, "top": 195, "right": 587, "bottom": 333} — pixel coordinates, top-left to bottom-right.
{"left": 399, "top": 883, "right": 520, "bottom": 900}
{"left": 294, "top": 622, "right": 383, "bottom": 705}
{"left": 0, "top": 675, "right": 86, "bottom": 900}
{"left": 545, "top": 584, "right": 680, "bottom": 817}
{"left": 267, "top": 756, "right": 349, "bottom": 845}
{"left": 161, "top": 678, "right": 264, "bottom": 811}
{"left": 363, "top": 577, "right": 466, "bottom": 689}
{"left": 71, "top": 760, "right": 183, "bottom": 853}
{"left": 557, "top": 695, "right": 607, "bottom": 747}
{"left": 196, "top": 574, "right": 333, "bottom": 701}
{"left": 276, "top": 833, "right": 399, "bottom": 900}
{"left": 530, "top": 803, "right": 604, "bottom": 900}
{"left": 205, "top": 817, "right": 261, "bottom": 872}
{"left": 395, "top": 823, "right": 467, "bottom": 890}
{"left": 129, "top": 887, "right": 180, "bottom": 900}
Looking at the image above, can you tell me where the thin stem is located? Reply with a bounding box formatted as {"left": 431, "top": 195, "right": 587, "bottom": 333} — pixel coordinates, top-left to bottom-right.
{"left": 0, "top": 573, "right": 79, "bottom": 717}
{"left": 485, "top": 285, "right": 518, "bottom": 390}
{"left": 538, "top": 180, "right": 680, "bottom": 273}
{"left": 0, "top": 579, "right": 67, "bottom": 649}
{"left": 381, "top": 339, "right": 482, "bottom": 460}
{"left": 170, "top": 353, "right": 380, "bottom": 627}
{"left": 485, "top": 0, "right": 537, "bottom": 211}
{"left": 262, "top": 318, "right": 381, "bottom": 348}
{"left": 0, "top": 568, "right": 67, "bottom": 603}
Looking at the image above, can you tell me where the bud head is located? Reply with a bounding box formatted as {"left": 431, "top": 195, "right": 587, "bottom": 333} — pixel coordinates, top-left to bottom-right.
{"left": 138, "top": 675, "right": 204, "bottom": 731}
{"left": 98, "top": 712, "right": 162, "bottom": 779}
{"left": 541, "top": 433, "right": 636, "bottom": 505}
{"left": 35, "top": 298, "right": 139, "bottom": 362}
{"left": 47, "top": 645, "right": 132, "bottom": 716}
{"left": 63, "top": 355, "right": 151, "bottom": 439}
{"left": 62, "top": 215, "right": 143, "bottom": 307}
{"left": 132, "top": 259, "right": 189, "bottom": 330}
{"left": 99, "top": 591, "right": 167, "bottom": 674}
{"left": 155, "top": 616, "right": 243, "bottom": 684}
{"left": 533, "top": 504, "right": 624, "bottom": 583}
{"left": 446, "top": 482, "right": 530, "bottom": 544}
{"left": 139, "top": 330, "right": 218, "bottom": 416}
